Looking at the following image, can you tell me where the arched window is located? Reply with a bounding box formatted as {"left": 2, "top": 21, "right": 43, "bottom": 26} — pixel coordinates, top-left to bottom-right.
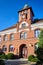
{"left": 20, "top": 32, "right": 23, "bottom": 39}
{"left": 34, "top": 43, "right": 38, "bottom": 53}
{"left": 22, "top": 23, "right": 26, "bottom": 28}
{"left": 24, "top": 32, "right": 27, "bottom": 39}
{"left": 2, "top": 45, "right": 7, "bottom": 52}
{"left": 9, "top": 44, "right": 14, "bottom": 52}
{"left": 10, "top": 34, "right": 14, "bottom": 40}
{"left": 0, "top": 36, "right": 2, "bottom": 42}
{"left": 4, "top": 35, "right": 8, "bottom": 41}
{"left": 34, "top": 29, "right": 41, "bottom": 38}
{"left": 20, "top": 32, "right": 27, "bottom": 39}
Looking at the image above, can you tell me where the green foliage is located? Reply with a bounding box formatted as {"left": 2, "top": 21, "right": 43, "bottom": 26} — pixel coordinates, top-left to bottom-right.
{"left": 28, "top": 55, "right": 35, "bottom": 61}
{"left": 36, "top": 29, "right": 43, "bottom": 63}
{"left": 7, "top": 53, "right": 19, "bottom": 59}
{"left": 0, "top": 54, "right": 8, "bottom": 59}
{"left": 0, "top": 60, "right": 5, "bottom": 65}
{"left": 7, "top": 53, "right": 15, "bottom": 59}
{"left": 0, "top": 52, "right": 19, "bottom": 59}
{"left": 38, "top": 29, "right": 43, "bottom": 48}
{"left": 31, "top": 57, "right": 39, "bottom": 62}
{"left": 28, "top": 55, "right": 39, "bottom": 62}
{"left": 36, "top": 47, "right": 43, "bottom": 61}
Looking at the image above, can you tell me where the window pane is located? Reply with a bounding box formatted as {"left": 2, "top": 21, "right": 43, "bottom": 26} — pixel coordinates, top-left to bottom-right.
{"left": 34, "top": 43, "right": 38, "bottom": 53}
{"left": 4, "top": 35, "right": 8, "bottom": 41}
{"left": 22, "top": 23, "right": 26, "bottom": 28}
{"left": 20, "top": 32, "right": 27, "bottom": 39}
{"left": 35, "top": 30, "right": 40, "bottom": 38}
{"left": 2, "top": 45, "right": 7, "bottom": 52}
{"left": 10, "top": 34, "right": 14, "bottom": 40}
{"left": 9, "top": 45, "right": 14, "bottom": 52}
{"left": 20, "top": 33, "right": 23, "bottom": 39}
{"left": 24, "top": 32, "right": 27, "bottom": 39}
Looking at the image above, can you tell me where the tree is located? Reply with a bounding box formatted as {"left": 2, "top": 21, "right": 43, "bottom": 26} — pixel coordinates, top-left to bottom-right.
{"left": 36, "top": 29, "right": 43, "bottom": 62}
{"left": 38, "top": 29, "right": 43, "bottom": 48}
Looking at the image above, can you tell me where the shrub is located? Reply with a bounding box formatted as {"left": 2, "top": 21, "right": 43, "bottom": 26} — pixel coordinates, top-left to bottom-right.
{"left": 0, "top": 54, "right": 8, "bottom": 59}
{"left": 7, "top": 53, "right": 19, "bottom": 59}
{"left": 7, "top": 53, "right": 15, "bottom": 59}
{"left": 28, "top": 55, "right": 39, "bottom": 62}
{"left": 0, "top": 59, "right": 5, "bottom": 65}
{"left": 28, "top": 55, "right": 35, "bottom": 61}
{"left": 31, "top": 57, "right": 39, "bottom": 62}
{"left": 36, "top": 47, "right": 43, "bottom": 61}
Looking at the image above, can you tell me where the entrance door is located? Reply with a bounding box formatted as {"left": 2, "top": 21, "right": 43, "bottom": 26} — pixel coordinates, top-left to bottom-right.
{"left": 19, "top": 44, "right": 28, "bottom": 58}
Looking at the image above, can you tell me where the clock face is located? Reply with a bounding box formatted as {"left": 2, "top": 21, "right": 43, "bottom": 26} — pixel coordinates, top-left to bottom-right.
{"left": 22, "top": 15, "right": 25, "bottom": 18}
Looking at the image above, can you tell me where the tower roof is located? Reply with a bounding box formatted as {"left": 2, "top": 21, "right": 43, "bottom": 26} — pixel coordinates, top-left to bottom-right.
{"left": 23, "top": 4, "right": 29, "bottom": 9}
{"left": 18, "top": 4, "right": 34, "bottom": 16}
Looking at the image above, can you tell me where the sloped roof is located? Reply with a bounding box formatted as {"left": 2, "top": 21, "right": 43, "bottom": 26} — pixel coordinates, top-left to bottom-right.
{"left": 0, "top": 19, "right": 43, "bottom": 32}
{"left": 1, "top": 24, "right": 17, "bottom": 32}
{"left": 32, "top": 19, "right": 43, "bottom": 24}
{"left": 18, "top": 4, "right": 34, "bottom": 16}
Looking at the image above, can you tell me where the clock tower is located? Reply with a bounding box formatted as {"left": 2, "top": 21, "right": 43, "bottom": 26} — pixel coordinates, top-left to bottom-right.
{"left": 18, "top": 4, "right": 34, "bottom": 23}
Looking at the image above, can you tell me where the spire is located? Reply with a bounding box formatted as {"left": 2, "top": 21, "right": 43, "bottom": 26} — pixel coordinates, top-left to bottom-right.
{"left": 23, "top": 4, "right": 29, "bottom": 9}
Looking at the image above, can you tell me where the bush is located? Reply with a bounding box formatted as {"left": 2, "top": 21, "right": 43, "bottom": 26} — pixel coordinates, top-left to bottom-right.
{"left": 0, "top": 54, "right": 8, "bottom": 59}
{"left": 28, "top": 55, "right": 39, "bottom": 62}
{"left": 7, "top": 53, "right": 15, "bottom": 59}
{"left": 7, "top": 53, "right": 19, "bottom": 59}
{"left": 31, "top": 57, "right": 39, "bottom": 62}
{"left": 28, "top": 55, "right": 35, "bottom": 61}
{"left": 36, "top": 47, "right": 43, "bottom": 61}
{"left": 0, "top": 59, "right": 5, "bottom": 65}
{"left": 0, "top": 52, "right": 19, "bottom": 59}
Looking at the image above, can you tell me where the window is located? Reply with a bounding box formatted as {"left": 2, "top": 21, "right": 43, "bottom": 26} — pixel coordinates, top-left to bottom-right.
{"left": 19, "top": 13, "right": 22, "bottom": 16}
{"left": 34, "top": 43, "right": 38, "bottom": 52}
{"left": 24, "top": 10, "right": 27, "bottom": 13}
{"left": 4, "top": 35, "right": 8, "bottom": 41}
{"left": 10, "top": 34, "right": 14, "bottom": 40}
{"left": 24, "top": 32, "right": 27, "bottom": 39}
{"left": 22, "top": 23, "right": 26, "bottom": 28}
{"left": 0, "top": 36, "right": 2, "bottom": 42}
{"left": 9, "top": 44, "right": 14, "bottom": 52}
{"left": 35, "top": 29, "right": 41, "bottom": 38}
{"left": 20, "top": 32, "right": 23, "bottom": 39}
{"left": 2, "top": 45, "right": 7, "bottom": 52}
{"left": 20, "top": 32, "right": 27, "bottom": 39}
{"left": 26, "top": 14, "right": 27, "bottom": 19}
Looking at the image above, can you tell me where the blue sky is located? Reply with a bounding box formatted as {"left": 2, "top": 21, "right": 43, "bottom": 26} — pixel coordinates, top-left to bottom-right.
{"left": 0, "top": 0, "right": 43, "bottom": 30}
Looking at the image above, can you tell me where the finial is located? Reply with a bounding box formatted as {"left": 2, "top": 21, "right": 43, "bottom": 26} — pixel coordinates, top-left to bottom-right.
{"left": 23, "top": 4, "right": 29, "bottom": 9}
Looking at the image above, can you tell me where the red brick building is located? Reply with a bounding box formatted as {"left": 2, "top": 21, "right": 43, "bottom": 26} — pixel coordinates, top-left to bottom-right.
{"left": 0, "top": 4, "right": 43, "bottom": 58}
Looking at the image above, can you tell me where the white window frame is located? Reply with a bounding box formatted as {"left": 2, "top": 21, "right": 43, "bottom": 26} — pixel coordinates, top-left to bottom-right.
{"left": 35, "top": 29, "right": 41, "bottom": 38}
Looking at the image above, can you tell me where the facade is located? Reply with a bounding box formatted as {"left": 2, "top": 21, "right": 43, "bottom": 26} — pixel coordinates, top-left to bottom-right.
{"left": 0, "top": 4, "right": 43, "bottom": 58}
